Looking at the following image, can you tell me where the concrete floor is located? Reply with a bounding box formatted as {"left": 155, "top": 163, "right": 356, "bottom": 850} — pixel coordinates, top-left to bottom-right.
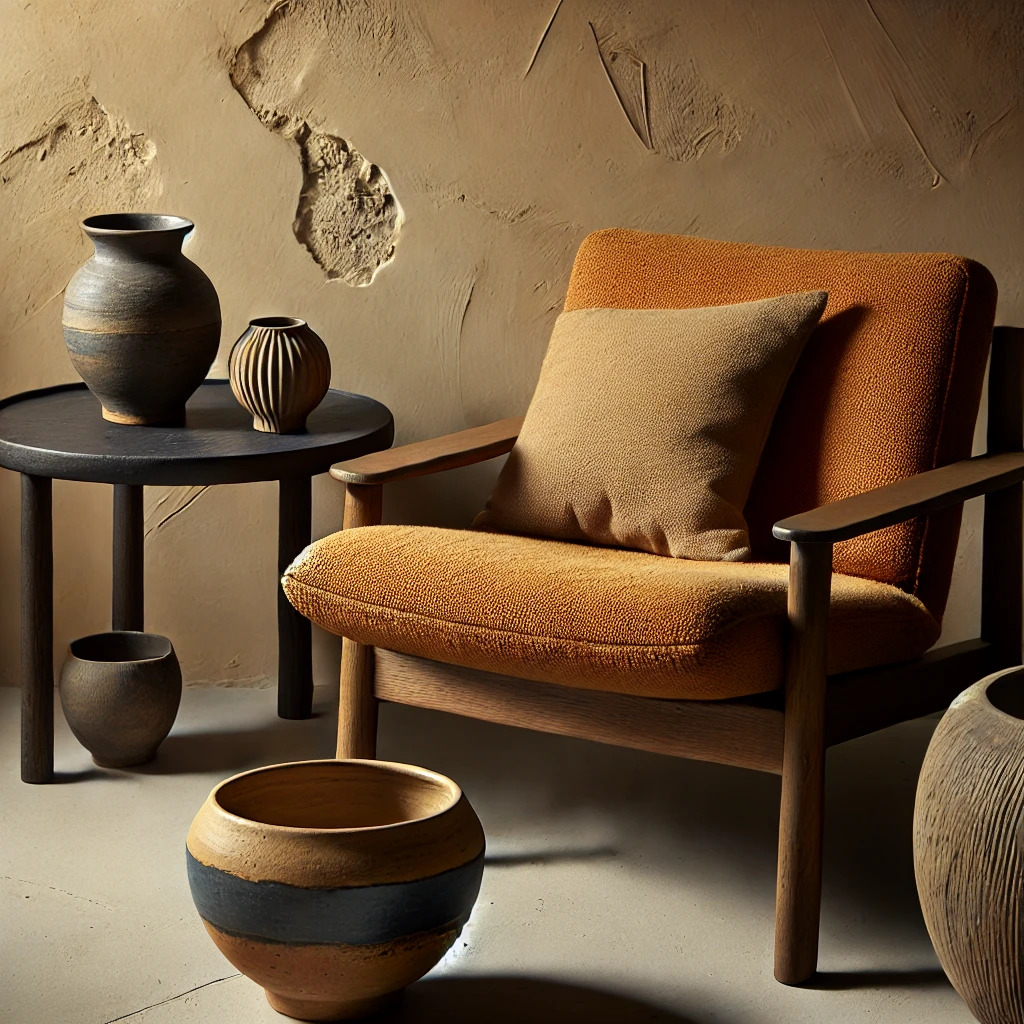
{"left": 1, "top": 682, "right": 973, "bottom": 1024}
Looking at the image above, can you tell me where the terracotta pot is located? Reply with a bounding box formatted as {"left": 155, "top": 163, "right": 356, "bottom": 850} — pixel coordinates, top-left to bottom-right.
{"left": 228, "top": 316, "right": 331, "bottom": 433}
{"left": 187, "top": 759, "right": 485, "bottom": 1021}
{"left": 914, "top": 666, "right": 1024, "bottom": 1023}
{"left": 63, "top": 213, "right": 221, "bottom": 425}
{"left": 59, "top": 631, "right": 181, "bottom": 768}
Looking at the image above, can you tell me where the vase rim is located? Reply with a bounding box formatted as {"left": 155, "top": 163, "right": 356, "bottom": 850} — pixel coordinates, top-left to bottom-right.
{"left": 210, "top": 758, "right": 464, "bottom": 835}
{"left": 82, "top": 213, "right": 194, "bottom": 236}
{"left": 68, "top": 630, "right": 174, "bottom": 664}
{"left": 982, "top": 667, "right": 1024, "bottom": 721}
{"left": 249, "top": 316, "right": 307, "bottom": 329}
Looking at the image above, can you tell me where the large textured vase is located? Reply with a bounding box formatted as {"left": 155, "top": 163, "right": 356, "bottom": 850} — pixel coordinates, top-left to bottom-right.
{"left": 228, "top": 317, "right": 331, "bottom": 433}
{"left": 63, "top": 213, "right": 221, "bottom": 425}
{"left": 187, "top": 759, "right": 485, "bottom": 1021}
{"left": 914, "top": 666, "right": 1024, "bottom": 1022}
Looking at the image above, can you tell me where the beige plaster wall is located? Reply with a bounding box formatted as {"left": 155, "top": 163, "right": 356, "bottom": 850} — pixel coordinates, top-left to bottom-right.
{"left": 0, "top": 0, "right": 1021, "bottom": 687}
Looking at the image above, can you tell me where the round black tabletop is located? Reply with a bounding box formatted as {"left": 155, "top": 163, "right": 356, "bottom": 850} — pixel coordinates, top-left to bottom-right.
{"left": 0, "top": 380, "right": 394, "bottom": 485}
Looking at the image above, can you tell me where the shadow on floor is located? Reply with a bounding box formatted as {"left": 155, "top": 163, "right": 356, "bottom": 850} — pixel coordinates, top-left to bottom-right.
{"left": 132, "top": 719, "right": 335, "bottom": 776}
{"left": 386, "top": 976, "right": 700, "bottom": 1023}
{"left": 50, "top": 767, "right": 119, "bottom": 784}
{"left": 377, "top": 702, "right": 944, "bottom": 979}
{"left": 484, "top": 846, "right": 619, "bottom": 867}
{"left": 807, "top": 968, "right": 950, "bottom": 991}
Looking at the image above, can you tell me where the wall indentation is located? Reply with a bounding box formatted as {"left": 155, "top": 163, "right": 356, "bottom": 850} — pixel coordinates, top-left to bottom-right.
{"left": 0, "top": 95, "right": 157, "bottom": 191}
{"left": 229, "top": 2, "right": 401, "bottom": 286}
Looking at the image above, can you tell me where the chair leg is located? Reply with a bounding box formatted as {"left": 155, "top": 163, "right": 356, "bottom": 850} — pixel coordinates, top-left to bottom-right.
{"left": 774, "top": 540, "right": 832, "bottom": 984}
{"left": 775, "top": 717, "right": 826, "bottom": 983}
{"left": 335, "top": 481, "right": 384, "bottom": 760}
{"left": 337, "top": 638, "right": 378, "bottom": 759}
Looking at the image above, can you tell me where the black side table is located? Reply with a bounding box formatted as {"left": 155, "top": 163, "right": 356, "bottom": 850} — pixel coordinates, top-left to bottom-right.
{"left": 0, "top": 380, "right": 393, "bottom": 783}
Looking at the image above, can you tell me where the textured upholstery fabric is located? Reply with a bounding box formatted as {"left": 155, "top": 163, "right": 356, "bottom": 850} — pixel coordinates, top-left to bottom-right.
{"left": 282, "top": 526, "right": 941, "bottom": 701}
{"left": 565, "top": 230, "right": 997, "bottom": 620}
{"left": 475, "top": 294, "right": 827, "bottom": 561}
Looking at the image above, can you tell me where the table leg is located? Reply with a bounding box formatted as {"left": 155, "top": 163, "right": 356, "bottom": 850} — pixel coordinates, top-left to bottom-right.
{"left": 278, "top": 476, "right": 313, "bottom": 719}
{"left": 22, "top": 474, "right": 53, "bottom": 784}
{"left": 113, "top": 484, "right": 144, "bottom": 631}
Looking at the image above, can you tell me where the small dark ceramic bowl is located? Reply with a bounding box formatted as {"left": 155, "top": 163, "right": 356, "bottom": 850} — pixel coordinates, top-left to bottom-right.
{"left": 187, "top": 759, "right": 486, "bottom": 1021}
{"left": 59, "top": 631, "right": 181, "bottom": 768}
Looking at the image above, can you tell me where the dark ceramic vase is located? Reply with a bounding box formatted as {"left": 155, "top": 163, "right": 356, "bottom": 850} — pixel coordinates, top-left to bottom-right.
{"left": 59, "top": 631, "right": 182, "bottom": 768}
{"left": 62, "top": 213, "right": 221, "bottom": 426}
{"left": 187, "top": 759, "right": 485, "bottom": 1021}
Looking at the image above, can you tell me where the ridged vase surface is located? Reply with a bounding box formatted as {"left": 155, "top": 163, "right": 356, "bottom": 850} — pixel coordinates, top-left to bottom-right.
{"left": 914, "top": 666, "right": 1024, "bottom": 1023}
{"left": 228, "top": 317, "right": 331, "bottom": 433}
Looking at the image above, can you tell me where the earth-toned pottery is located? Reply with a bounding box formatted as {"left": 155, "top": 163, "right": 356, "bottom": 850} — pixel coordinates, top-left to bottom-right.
{"left": 228, "top": 317, "right": 331, "bottom": 433}
{"left": 914, "top": 666, "right": 1024, "bottom": 1023}
{"left": 59, "top": 631, "right": 181, "bottom": 768}
{"left": 62, "top": 213, "right": 221, "bottom": 425}
{"left": 186, "top": 759, "right": 485, "bottom": 1021}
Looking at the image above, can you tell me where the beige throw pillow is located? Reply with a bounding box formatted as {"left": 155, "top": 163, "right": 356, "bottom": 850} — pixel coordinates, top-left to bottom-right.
{"left": 474, "top": 291, "right": 828, "bottom": 560}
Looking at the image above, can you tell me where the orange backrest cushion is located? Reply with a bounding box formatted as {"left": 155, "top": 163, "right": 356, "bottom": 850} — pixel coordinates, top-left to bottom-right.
{"left": 564, "top": 229, "right": 998, "bottom": 620}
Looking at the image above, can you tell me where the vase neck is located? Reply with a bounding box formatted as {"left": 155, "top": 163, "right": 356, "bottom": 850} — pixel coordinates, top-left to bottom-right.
{"left": 249, "top": 316, "right": 307, "bottom": 331}
{"left": 82, "top": 213, "right": 192, "bottom": 261}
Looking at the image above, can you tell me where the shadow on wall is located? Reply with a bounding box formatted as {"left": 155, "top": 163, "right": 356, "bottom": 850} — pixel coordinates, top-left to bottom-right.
{"left": 388, "top": 976, "right": 700, "bottom": 1023}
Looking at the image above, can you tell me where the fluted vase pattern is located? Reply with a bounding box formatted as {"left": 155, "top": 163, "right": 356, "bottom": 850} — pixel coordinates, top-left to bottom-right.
{"left": 228, "top": 317, "right": 331, "bottom": 433}
{"left": 913, "top": 666, "right": 1024, "bottom": 1023}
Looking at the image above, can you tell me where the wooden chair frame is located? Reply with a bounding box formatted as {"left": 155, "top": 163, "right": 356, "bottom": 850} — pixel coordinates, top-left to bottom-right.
{"left": 325, "top": 326, "right": 1024, "bottom": 985}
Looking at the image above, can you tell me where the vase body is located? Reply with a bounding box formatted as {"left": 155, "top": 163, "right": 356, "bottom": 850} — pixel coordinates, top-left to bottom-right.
{"left": 63, "top": 213, "right": 221, "bottom": 426}
{"left": 914, "top": 666, "right": 1024, "bottom": 1023}
{"left": 228, "top": 317, "right": 331, "bottom": 433}
{"left": 187, "top": 759, "right": 485, "bottom": 1021}
{"left": 59, "top": 631, "right": 182, "bottom": 768}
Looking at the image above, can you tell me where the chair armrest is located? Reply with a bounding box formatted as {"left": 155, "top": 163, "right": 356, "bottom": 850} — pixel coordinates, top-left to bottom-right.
{"left": 773, "top": 451, "right": 1024, "bottom": 544}
{"left": 330, "top": 416, "right": 523, "bottom": 486}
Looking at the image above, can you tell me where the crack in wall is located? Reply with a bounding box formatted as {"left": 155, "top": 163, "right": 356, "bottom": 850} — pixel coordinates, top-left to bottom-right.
{"left": 229, "top": 2, "right": 401, "bottom": 286}
{"left": 145, "top": 485, "right": 209, "bottom": 538}
{"left": 588, "top": 23, "right": 748, "bottom": 161}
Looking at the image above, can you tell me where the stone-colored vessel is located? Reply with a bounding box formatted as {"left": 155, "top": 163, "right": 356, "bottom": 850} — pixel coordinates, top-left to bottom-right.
{"left": 59, "top": 632, "right": 182, "bottom": 768}
{"left": 228, "top": 317, "right": 331, "bottom": 433}
{"left": 913, "top": 666, "right": 1024, "bottom": 1023}
{"left": 62, "top": 213, "right": 221, "bottom": 426}
{"left": 187, "top": 759, "right": 485, "bottom": 1021}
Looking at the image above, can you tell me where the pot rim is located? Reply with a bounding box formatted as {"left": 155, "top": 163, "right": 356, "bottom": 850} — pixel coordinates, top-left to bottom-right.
{"left": 82, "top": 213, "right": 194, "bottom": 235}
{"left": 209, "top": 758, "right": 465, "bottom": 835}
{"left": 249, "top": 316, "right": 307, "bottom": 329}
{"left": 68, "top": 630, "right": 174, "bottom": 665}
{"left": 981, "top": 665, "right": 1024, "bottom": 723}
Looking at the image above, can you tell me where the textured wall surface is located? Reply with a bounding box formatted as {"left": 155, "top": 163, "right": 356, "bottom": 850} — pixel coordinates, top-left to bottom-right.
{"left": 0, "top": 0, "right": 1021, "bottom": 686}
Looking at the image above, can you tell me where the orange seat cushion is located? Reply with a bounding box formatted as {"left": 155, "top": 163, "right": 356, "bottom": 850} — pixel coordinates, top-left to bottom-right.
{"left": 282, "top": 526, "right": 940, "bottom": 701}
{"left": 565, "top": 230, "right": 997, "bottom": 620}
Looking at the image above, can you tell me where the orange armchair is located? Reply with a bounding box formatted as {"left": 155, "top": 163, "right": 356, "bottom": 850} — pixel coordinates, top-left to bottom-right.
{"left": 283, "top": 231, "right": 1021, "bottom": 984}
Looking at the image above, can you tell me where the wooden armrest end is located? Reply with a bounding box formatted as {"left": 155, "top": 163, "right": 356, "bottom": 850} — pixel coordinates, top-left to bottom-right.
{"left": 773, "top": 451, "right": 1024, "bottom": 544}
{"left": 331, "top": 416, "right": 523, "bottom": 486}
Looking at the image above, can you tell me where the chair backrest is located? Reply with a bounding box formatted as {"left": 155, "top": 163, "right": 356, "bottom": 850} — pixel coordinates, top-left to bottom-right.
{"left": 564, "top": 229, "right": 998, "bottom": 620}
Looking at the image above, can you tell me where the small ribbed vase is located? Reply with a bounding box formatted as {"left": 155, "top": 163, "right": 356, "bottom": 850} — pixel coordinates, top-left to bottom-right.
{"left": 228, "top": 317, "right": 331, "bottom": 433}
